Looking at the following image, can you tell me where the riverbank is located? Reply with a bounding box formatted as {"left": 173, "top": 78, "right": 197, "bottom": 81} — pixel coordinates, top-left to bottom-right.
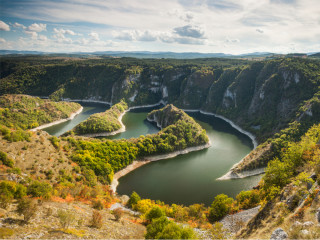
{"left": 30, "top": 106, "right": 83, "bottom": 131}
{"left": 110, "top": 141, "right": 211, "bottom": 193}
{"left": 217, "top": 167, "right": 265, "bottom": 180}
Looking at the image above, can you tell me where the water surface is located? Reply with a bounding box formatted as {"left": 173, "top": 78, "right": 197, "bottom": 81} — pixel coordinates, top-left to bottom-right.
{"left": 44, "top": 103, "right": 261, "bottom": 206}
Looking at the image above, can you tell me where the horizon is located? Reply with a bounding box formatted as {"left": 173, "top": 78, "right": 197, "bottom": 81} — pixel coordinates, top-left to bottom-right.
{"left": 1, "top": 0, "right": 320, "bottom": 54}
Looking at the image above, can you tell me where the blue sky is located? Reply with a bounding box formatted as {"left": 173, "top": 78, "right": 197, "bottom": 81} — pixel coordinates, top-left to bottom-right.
{"left": 0, "top": 0, "right": 319, "bottom": 54}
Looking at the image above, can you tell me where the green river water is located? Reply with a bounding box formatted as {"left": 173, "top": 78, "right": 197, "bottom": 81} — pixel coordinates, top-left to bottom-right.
{"left": 44, "top": 104, "right": 262, "bottom": 206}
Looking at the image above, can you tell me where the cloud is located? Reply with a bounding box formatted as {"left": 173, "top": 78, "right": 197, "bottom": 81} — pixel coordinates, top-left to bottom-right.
{"left": 225, "top": 38, "right": 240, "bottom": 43}
{"left": 206, "top": 0, "right": 242, "bottom": 11}
{"left": 0, "top": 38, "right": 6, "bottom": 43}
{"left": 270, "top": 0, "right": 296, "bottom": 4}
{"left": 113, "top": 30, "right": 158, "bottom": 41}
{"left": 38, "top": 35, "right": 48, "bottom": 41}
{"left": 53, "top": 28, "right": 76, "bottom": 36}
{"left": 256, "top": 29, "right": 264, "bottom": 33}
{"left": 27, "top": 23, "right": 46, "bottom": 32}
{"left": 159, "top": 32, "right": 206, "bottom": 45}
{"left": 24, "top": 31, "right": 38, "bottom": 39}
{"left": 13, "top": 22, "right": 26, "bottom": 29}
{"left": 0, "top": 21, "right": 10, "bottom": 31}
{"left": 174, "top": 25, "right": 205, "bottom": 38}
{"left": 89, "top": 32, "right": 100, "bottom": 41}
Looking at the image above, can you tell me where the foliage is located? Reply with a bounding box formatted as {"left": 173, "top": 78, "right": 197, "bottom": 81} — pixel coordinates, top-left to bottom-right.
{"left": 146, "top": 206, "right": 165, "bottom": 221}
{"left": 0, "top": 181, "right": 26, "bottom": 208}
{"left": 0, "top": 125, "right": 31, "bottom": 142}
{"left": 16, "top": 197, "right": 37, "bottom": 223}
{"left": 145, "top": 216, "right": 196, "bottom": 239}
{"left": 236, "top": 190, "right": 260, "bottom": 210}
{"left": 49, "top": 136, "right": 60, "bottom": 148}
{"left": 208, "top": 194, "right": 234, "bottom": 222}
{"left": 0, "top": 228, "right": 15, "bottom": 238}
{"left": 90, "top": 210, "right": 103, "bottom": 228}
{"left": 211, "top": 222, "right": 229, "bottom": 239}
{"left": 57, "top": 209, "right": 76, "bottom": 229}
{"left": 112, "top": 208, "right": 124, "bottom": 222}
{"left": 71, "top": 100, "right": 127, "bottom": 135}
{"left": 127, "top": 191, "right": 141, "bottom": 208}
{"left": 27, "top": 181, "right": 53, "bottom": 199}
{"left": 0, "top": 94, "right": 81, "bottom": 130}
{"left": 0, "top": 151, "right": 14, "bottom": 167}
{"left": 92, "top": 199, "right": 104, "bottom": 210}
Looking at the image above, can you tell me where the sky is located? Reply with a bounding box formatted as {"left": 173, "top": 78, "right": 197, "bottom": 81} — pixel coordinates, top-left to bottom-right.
{"left": 0, "top": 0, "right": 319, "bottom": 54}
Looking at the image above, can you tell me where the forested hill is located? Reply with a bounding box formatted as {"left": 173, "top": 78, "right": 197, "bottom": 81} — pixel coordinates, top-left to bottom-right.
{"left": 1, "top": 57, "right": 319, "bottom": 142}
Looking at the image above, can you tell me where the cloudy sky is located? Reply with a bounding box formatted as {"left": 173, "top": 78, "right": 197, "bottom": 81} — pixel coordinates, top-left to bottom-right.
{"left": 0, "top": 0, "right": 319, "bottom": 54}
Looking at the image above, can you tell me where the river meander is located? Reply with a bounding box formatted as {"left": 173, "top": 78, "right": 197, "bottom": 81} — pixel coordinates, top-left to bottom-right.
{"left": 43, "top": 103, "right": 262, "bottom": 206}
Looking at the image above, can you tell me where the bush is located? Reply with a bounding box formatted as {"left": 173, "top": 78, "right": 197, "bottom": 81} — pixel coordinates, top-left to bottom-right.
{"left": 211, "top": 222, "right": 229, "bottom": 239}
{"left": 236, "top": 190, "right": 260, "bottom": 209}
{"left": 146, "top": 206, "right": 165, "bottom": 221}
{"left": 127, "top": 191, "right": 141, "bottom": 209}
{"left": 27, "top": 181, "right": 52, "bottom": 199}
{"left": 0, "top": 151, "right": 14, "bottom": 167}
{"left": 16, "top": 197, "right": 37, "bottom": 223}
{"left": 112, "top": 208, "right": 124, "bottom": 222}
{"left": 90, "top": 210, "right": 103, "bottom": 228}
{"left": 0, "top": 181, "right": 26, "bottom": 208}
{"left": 208, "top": 194, "right": 234, "bottom": 222}
{"left": 145, "top": 216, "right": 195, "bottom": 239}
{"left": 92, "top": 199, "right": 104, "bottom": 210}
{"left": 49, "top": 136, "right": 60, "bottom": 148}
{"left": 82, "top": 168, "right": 97, "bottom": 187}
{"left": 57, "top": 209, "right": 75, "bottom": 229}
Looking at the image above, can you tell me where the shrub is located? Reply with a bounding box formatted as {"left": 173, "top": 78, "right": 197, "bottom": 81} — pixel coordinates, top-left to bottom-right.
{"left": 133, "top": 199, "right": 155, "bottom": 214}
{"left": 16, "top": 197, "right": 37, "bottom": 223}
{"left": 208, "top": 194, "right": 234, "bottom": 222}
{"left": 112, "top": 208, "right": 124, "bottom": 222}
{"left": 0, "top": 151, "right": 14, "bottom": 167}
{"left": 146, "top": 206, "right": 165, "bottom": 221}
{"left": 0, "top": 181, "right": 26, "bottom": 208}
{"left": 27, "top": 181, "right": 52, "bottom": 199}
{"left": 211, "top": 222, "right": 229, "bottom": 239}
{"left": 145, "top": 216, "right": 195, "bottom": 239}
{"left": 127, "top": 191, "right": 141, "bottom": 209}
{"left": 82, "top": 168, "right": 97, "bottom": 187}
{"left": 236, "top": 190, "right": 260, "bottom": 209}
{"left": 90, "top": 210, "right": 103, "bottom": 228}
{"left": 49, "top": 136, "right": 60, "bottom": 148}
{"left": 92, "top": 199, "right": 104, "bottom": 210}
{"left": 57, "top": 209, "right": 75, "bottom": 229}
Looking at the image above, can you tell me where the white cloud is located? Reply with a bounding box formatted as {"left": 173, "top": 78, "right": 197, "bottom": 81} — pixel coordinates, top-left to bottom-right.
{"left": 174, "top": 25, "right": 206, "bottom": 38}
{"left": 27, "top": 23, "right": 46, "bottom": 32}
{"left": 24, "top": 30, "right": 38, "bottom": 39}
{"left": 53, "top": 28, "right": 76, "bottom": 36}
{"left": 0, "top": 38, "right": 6, "bottom": 43}
{"left": 89, "top": 32, "right": 100, "bottom": 41}
{"left": 13, "top": 22, "right": 26, "bottom": 29}
{"left": 256, "top": 29, "right": 264, "bottom": 34}
{"left": 38, "top": 35, "right": 48, "bottom": 41}
{"left": 113, "top": 30, "right": 158, "bottom": 41}
{"left": 0, "top": 21, "right": 10, "bottom": 31}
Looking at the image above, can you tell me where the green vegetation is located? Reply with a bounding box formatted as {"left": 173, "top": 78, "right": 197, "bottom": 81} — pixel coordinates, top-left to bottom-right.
{"left": 0, "top": 151, "right": 14, "bottom": 167}
{"left": 0, "top": 94, "right": 81, "bottom": 130}
{"left": 69, "top": 100, "right": 127, "bottom": 135}
{"left": 68, "top": 104, "right": 209, "bottom": 184}
{"left": 145, "top": 216, "right": 196, "bottom": 239}
{"left": 208, "top": 194, "right": 234, "bottom": 222}
{"left": 16, "top": 197, "right": 38, "bottom": 223}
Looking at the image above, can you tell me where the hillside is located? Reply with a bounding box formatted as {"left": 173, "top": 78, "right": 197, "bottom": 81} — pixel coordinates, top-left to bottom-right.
{"left": 0, "top": 94, "right": 81, "bottom": 130}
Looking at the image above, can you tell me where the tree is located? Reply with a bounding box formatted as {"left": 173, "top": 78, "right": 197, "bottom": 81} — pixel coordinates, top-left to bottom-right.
{"left": 208, "top": 194, "right": 234, "bottom": 222}
{"left": 127, "top": 191, "right": 141, "bottom": 209}
{"left": 146, "top": 206, "right": 165, "bottom": 221}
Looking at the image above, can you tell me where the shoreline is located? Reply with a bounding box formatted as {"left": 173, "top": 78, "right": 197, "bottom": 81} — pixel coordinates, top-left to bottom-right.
{"left": 217, "top": 167, "right": 265, "bottom": 180}
{"left": 78, "top": 100, "right": 166, "bottom": 137}
{"left": 30, "top": 106, "right": 83, "bottom": 131}
{"left": 181, "top": 109, "right": 258, "bottom": 148}
{"left": 110, "top": 142, "right": 211, "bottom": 193}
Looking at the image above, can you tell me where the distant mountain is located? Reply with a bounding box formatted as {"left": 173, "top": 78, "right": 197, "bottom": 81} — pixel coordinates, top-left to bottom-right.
{"left": 0, "top": 50, "right": 317, "bottom": 59}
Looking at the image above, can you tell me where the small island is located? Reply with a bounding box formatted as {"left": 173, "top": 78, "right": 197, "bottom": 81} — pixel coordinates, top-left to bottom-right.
{"left": 67, "top": 100, "right": 128, "bottom": 137}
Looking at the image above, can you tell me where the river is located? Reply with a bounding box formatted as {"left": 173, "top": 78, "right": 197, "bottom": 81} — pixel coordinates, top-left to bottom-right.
{"left": 43, "top": 104, "right": 262, "bottom": 206}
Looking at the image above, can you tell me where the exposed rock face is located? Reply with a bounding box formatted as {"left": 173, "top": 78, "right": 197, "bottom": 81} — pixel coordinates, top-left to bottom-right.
{"left": 270, "top": 228, "right": 288, "bottom": 240}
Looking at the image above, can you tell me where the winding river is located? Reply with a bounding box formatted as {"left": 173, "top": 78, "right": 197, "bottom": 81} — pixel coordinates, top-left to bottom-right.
{"left": 43, "top": 103, "right": 261, "bottom": 206}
